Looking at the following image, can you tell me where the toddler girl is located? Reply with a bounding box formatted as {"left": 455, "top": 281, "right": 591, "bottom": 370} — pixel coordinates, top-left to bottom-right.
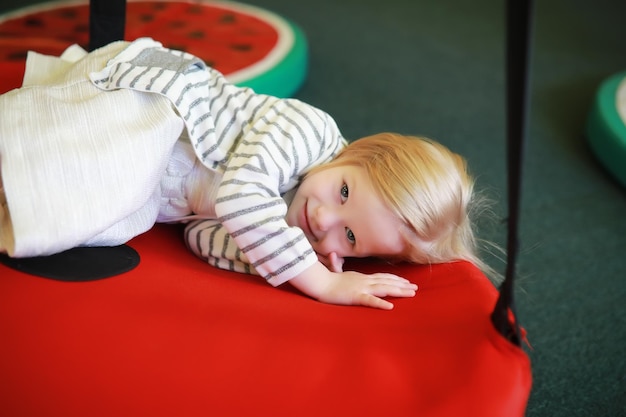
{"left": 0, "top": 39, "right": 489, "bottom": 309}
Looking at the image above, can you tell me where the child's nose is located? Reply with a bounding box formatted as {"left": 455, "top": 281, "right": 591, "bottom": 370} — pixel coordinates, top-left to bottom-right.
{"left": 314, "top": 205, "right": 340, "bottom": 232}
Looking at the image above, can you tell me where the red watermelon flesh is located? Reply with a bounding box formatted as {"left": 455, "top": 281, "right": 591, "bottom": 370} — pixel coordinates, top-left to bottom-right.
{"left": 0, "top": 1, "right": 279, "bottom": 76}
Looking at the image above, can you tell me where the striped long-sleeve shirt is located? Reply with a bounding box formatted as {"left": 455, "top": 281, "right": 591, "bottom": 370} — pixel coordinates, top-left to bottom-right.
{"left": 91, "top": 38, "right": 346, "bottom": 286}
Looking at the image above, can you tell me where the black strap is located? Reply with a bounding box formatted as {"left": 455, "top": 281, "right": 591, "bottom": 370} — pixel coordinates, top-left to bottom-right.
{"left": 491, "top": 0, "right": 534, "bottom": 346}
{"left": 89, "top": 0, "right": 126, "bottom": 51}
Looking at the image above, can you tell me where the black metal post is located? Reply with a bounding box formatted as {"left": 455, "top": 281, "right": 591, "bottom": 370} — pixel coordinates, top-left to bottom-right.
{"left": 491, "top": 0, "right": 534, "bottom": 346}
{"left": 89, "top": 0, "right": 126, "bottom": 51}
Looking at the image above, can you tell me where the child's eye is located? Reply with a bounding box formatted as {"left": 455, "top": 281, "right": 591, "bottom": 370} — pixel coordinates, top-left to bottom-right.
{"left": 340, "top": 183, "right": 349, "bottom": 202}
{"left": 345, "top": 227, "right": 356, "bottom": 244}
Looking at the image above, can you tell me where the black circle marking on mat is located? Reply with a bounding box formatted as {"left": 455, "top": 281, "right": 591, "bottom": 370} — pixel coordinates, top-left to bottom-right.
{"left": 0, "top": 245, "right": 140, "bottom": 281}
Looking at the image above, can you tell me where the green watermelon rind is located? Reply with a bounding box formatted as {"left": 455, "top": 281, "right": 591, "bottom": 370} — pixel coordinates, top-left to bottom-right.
{"left": 235, "top": 19, "right": 307, "bottom": 98}
{"left": 199, "top": 0, "right": 308, "bottom": 97}
{"left": 0, "top": 0, "right": 308, "bottom": 98}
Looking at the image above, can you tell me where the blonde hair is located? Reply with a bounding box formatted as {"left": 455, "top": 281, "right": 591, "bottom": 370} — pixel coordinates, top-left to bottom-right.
{"left": 310, "top": 132, "right": 499, "bottom": 283}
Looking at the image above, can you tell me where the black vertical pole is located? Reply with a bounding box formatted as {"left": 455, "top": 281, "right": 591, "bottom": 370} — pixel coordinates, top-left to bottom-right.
{"left": 491, "top": 0, "right": 534, "bottom": 346}
{"left": 89, "top": 0, "right": 126, "bottom": 51}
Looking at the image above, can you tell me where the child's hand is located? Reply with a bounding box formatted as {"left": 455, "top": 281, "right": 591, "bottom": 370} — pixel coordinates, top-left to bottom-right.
{"left": 319, "top": 270, "right": 417, "bottom": 310}
{"left": 290, "top": 262, "right": 417, "bottom": 310}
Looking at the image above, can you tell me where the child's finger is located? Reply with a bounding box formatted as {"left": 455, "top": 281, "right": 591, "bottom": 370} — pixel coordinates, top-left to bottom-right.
{"left": 356, "top": 293, "right": 394, "bottom": 310}
{"left": 369, "top": 275, "right": 418, "bottom": 291}
{"left": 328, "top": 252, "right": 344, "bottom": 273}
{"left": 374, "top": 285, "right": 417, "bottom": 298}
{"left": 363, "top": 279, "right": 417, "bottom": 300}
{"left": 372, "top": 272, "right": 414, "bottom": 283}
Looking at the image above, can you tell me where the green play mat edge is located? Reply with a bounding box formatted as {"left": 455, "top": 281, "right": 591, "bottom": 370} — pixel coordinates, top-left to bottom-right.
{"left": 233, "top": 19, "right": 308, "bottom": 98}
{"left": 586, "top": 71, "right": 626, "bottom": 188}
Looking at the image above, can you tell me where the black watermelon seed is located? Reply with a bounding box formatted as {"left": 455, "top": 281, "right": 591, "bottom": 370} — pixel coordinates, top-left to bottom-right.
{"left": 187, "top": 5, "right": 203, "bottom": 14}
{"left": 58, "top": 9, "right": 78, "bottom": 19}
{"left": 231, "top": 44, "right": 252, "bottom": 52}
{"left": 188, "top": 30, "right": 204, "bottom": 39}
{"left": 23, "top": 17, "right": 44, "bottom": 27}
{"left": 8, "top": 51, "right": 28, "bottom": 60}
{"left": 219, "top": 14, "right": 236, "bottom": 24}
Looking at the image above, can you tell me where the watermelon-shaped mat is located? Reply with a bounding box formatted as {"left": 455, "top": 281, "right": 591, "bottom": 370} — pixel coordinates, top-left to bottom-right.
{"left": 0, "top": 0, "right": 308, "bottom": 97}
{"left": 587, "top": 71, "right": 626, "bottom": 188}
{"left": 0, "top": 2, "right": 531, "bottom": 416}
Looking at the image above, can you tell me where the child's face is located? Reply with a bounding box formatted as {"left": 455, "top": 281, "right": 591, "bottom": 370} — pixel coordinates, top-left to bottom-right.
{"left": 286, "top": 164, "right": 405, "bottom": 259}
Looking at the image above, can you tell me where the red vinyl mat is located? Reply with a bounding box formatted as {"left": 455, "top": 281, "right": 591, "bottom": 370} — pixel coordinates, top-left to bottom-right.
{"left": 0, "top": 224, "right": 530, "bottom": 417}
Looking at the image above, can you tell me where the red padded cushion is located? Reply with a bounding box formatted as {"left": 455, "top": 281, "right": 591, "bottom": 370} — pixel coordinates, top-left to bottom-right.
{"left": 0, "top": 224, "right": 530, "bottom": 416}
{"left": 0, "top": 44, "right": 530, "bottom": 417}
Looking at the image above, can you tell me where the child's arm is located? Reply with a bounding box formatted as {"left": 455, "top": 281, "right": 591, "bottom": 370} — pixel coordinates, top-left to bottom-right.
{"left": 289, "top": 261, "right": 418, "bottom": 310}
{"left": 186, "top": 219, "right": 416, "bottom": 309}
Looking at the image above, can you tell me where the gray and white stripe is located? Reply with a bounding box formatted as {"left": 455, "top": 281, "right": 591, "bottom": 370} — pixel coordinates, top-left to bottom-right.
{"left": 92, "top": 38, "right": 347, "bottom": 286}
